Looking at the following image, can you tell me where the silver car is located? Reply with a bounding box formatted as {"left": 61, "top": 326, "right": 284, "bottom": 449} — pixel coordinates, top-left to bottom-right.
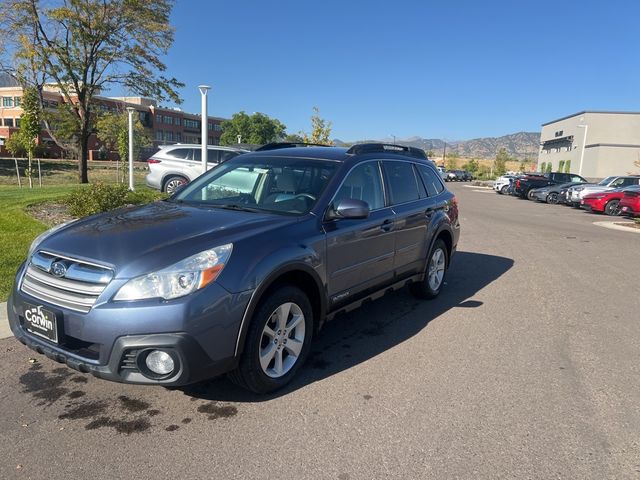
{"left": 146, "top": 144, "right": 249, "bottom": 194}
{"left": 566, "top": 175, "right": 640, "bottom": 206}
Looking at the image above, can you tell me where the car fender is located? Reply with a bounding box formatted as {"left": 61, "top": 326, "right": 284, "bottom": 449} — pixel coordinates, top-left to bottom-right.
{"left": 232, "top": 253, "right": 327, "bottom": 357}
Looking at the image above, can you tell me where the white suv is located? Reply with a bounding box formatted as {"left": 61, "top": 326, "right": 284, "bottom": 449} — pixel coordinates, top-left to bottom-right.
{"left": 567, "top": 175, "right": 640, "bottom": 206}
{"left": 146, "top": 144, "right": 249, "bottom": 194}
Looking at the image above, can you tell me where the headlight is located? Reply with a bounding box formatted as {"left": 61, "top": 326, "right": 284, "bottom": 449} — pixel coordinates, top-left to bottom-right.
{"left": 28, "top": 220, "right": 77, "bottom": 258}
{"left": 114, "top": 244, "right": 233, "bottom": 301}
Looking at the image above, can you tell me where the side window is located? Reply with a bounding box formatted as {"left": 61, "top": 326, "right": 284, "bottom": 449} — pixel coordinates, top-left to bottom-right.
{"left": 167, "top": 148, "right": 191, "bottom": 160}
{"left": 382, "top": 161, "right": 420, "bottom": 205}
{"left": 192, "top": 149, "right": 220, "bottom": 163}
{"left": 611, "top": 178, "right": 624, "bottom": 187}
{"left": 622, "top": 178, "right": 637, "bottom": 186}
{"left": 570, "top": 175, "right": 584, "bottom": 183}
{"left": 416, "top": 164, "right": 445, "bottom": 197}
{"left": 219, "top": 151, "right": 239, "bottom": 163}
{"left": 413, "top": 165, "right": 428, "bottom": 198}
{"left": 333, "top": 162, "right": 385, "bottom": 210}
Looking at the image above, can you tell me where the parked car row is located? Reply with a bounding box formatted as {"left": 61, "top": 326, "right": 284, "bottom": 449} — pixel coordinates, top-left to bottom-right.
{"left": 444, "top": 169, "right": 474, "bottom": 182}
{"left": 494, "top": 171, "right": 640, "bottom": 217}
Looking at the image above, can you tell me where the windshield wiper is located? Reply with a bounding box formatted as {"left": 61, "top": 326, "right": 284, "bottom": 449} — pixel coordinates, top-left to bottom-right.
{"left": 213, "top": 204, "right": 262, "bottom": 213}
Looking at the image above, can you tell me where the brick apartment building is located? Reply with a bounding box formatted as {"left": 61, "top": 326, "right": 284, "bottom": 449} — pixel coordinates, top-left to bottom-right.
{"left": 0, "top": 74, "right": 225, "bottom": 160}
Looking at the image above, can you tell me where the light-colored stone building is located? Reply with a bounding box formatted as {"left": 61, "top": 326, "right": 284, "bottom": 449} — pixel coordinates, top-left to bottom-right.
{"left": 538, "top": 111, "right": 640, "bottom": 180}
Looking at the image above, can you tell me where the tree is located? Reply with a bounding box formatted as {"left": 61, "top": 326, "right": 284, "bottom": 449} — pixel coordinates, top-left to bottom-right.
{"left": 1, "top": 0, "right": 183, "bottom": 183}
{"left": 558, "top": 160, "right": 565, "bottom": 173}
{"left": 426, "top": 150, "right": 435, "bottom": 159}
{"left": 18, "top": 86, "right": 41, "bottom": 187}
{"left": 301, "top": 107, "right": 332, "bottom": 145}
{"left": 540, "top": 162, "right": 547, "bottom": 173}
{"left": 220, "top": 111, "right": 286, "bottom": 145}
{"left": 283, "top": 133, "right": 304, "bottom": 143}
{"left": 96, "top": 111, "right": 151, "bottom": 182}
{"left": 545, "top": 162, "right": 552, "bottom": 173}
{"left": 564, "top": 160, "right": 571, "bottom": 173}
{"left": 493, "top": 148, "right": 509, "bottom": 176}
{"left": 462, "top": 158, "right": 479, "bottom": 174}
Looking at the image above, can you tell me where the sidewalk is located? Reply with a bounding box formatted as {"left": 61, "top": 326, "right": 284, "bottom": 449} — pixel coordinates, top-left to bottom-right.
{"left": 0, "top": 302, "right": 11, "bottom": 339}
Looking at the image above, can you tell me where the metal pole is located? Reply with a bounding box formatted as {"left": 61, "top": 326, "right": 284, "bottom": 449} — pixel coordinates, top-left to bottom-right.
{"left": 237, "top": 134, "right": 242, "bottom": 144}
{"left": 198, "top": 85, "right": 211, "bottom": 173}
{"left": 443, "top": 142, "right": 447, "bottom": 165}
{"left": 127, "top": 107, "right": 135, "bottom": 191}
{"left": 578, "top": 124, "right": 588, "bottom": 176}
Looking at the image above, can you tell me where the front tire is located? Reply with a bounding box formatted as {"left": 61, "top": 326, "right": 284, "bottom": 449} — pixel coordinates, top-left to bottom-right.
{"left": 527, "top": 189, "right": 536, "bottom": 201}
{"left": 546, "top": 192, "right": 559, "bottom": 204}
{"left": 500, "top": 185, "right": 508, "bottom": 194}
{"left": 229, "top": 286, "right": 313, "bottom": 394}
{"left": 410, "top": 239, "right": 448, "bottom": 299}
{"left": 605, "top": 199, "right": 621, "bottom": 216}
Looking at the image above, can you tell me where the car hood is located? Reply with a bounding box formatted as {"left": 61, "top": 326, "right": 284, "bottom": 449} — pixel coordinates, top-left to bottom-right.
{"left": 37, "top": 201, "right": 298, "bottom": 276}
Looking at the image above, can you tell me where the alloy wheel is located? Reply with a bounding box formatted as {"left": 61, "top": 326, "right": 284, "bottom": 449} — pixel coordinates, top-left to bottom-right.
{"left": 428, "top": 248, "right": 446, "bottom": 291}
{"left": 259, "top": 302, "right": 306, "bottom": 378}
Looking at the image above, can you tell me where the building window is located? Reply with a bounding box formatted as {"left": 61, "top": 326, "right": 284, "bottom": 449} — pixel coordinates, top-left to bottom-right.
{"left": 207, "top": 123, "right": 213, "bottom": 130}
{"left": 175, "top": 132, "right": 182, "bottom": 142}
{"left": 15, "top": 118, "right": 20, "bottom": 127}
{"left": 4, "top": 118, "right": 14, "bottom": 127}
{"left": 183, "top": 119, "right": 200, "bottom": 129}
{"left": 13, "top": 97, "right": 21, "bottom": 107}
{"left": 166, "top": 131, "right": 173, "bottom": 142}
{"left": 555, "top": 130, "right": 563, "bottom": 137}
{"left": 2, "top": 97, "right": 14, "bottom": 107}
{"left": 163, "top": 115, "right": 172, "bottom": 125}
{"left": 155, "top": 130, "right": 163, "bottom": 141}
{"left": 155, "top": 114, "right": 162, "bottom": 124}
{"left": 214, "top": 124, "right": 222, "bottom": 132}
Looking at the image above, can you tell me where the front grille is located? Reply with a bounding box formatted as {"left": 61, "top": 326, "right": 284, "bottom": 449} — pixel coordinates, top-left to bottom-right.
{"left": 20, "top": 251, "right": 113, "bottom": 313}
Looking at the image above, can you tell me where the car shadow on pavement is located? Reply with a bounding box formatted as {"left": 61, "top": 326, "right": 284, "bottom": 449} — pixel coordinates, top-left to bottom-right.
{"left": 181, "top": 251, "right": 514, "bottom": 402}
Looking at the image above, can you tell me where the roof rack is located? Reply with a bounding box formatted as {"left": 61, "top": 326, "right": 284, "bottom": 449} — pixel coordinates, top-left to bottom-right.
{"left": 346, "top": 143, "right": 428, "bottom": 160}
{"left": 255, "top": 142, "right": 333, "bottom": 151}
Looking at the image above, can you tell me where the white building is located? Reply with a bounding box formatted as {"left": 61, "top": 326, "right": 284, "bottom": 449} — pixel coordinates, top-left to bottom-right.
{"left": 538, "top": 111, "right": 640, "bottom": 180}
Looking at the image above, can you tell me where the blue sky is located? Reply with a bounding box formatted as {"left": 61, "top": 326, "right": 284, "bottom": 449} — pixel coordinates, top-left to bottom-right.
{"left": 142, "top": 0, "right": 640, "bottom": 141}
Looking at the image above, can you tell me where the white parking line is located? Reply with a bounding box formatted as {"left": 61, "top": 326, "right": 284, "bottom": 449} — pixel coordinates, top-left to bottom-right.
{"left": 0, "top": 302, "right": 11, "bottom": 340}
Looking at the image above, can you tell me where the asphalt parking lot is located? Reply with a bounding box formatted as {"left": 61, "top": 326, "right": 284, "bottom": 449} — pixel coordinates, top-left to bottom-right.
{"left": 1, "top": 183, "right": 639, "bottom": 479}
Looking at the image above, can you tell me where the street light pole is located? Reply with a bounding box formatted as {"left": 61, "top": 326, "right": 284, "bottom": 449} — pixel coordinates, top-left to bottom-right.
{"left": 577, "top": 123, "right": 588, "bottom": 176}
{"left": 198, "top": 85, "right": 211, "bottom": 173}
{"left": 390, "top": 134, "right": 396, "bottom": 145}
{"left": 126, "top": 107, "right": 135, "bottom": 191}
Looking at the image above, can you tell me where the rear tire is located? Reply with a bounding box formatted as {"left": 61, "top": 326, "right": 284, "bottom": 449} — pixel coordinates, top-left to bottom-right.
{"left": 410, "top": 239, "right": 448, "bottom": 300}
{"left": 500, "top": 185, "right": 508, "bottom": 194}
{"left": 228, "top": 286, "right": 313, "bottom": 394}
{"left": 604, "top": 199, "right": 621, "bottom": 216}
{"left": 527, "top": 189, "right": 536, "bottom": 201}
{"left": 163, "top": 175, "right": 188, "bottom": 194}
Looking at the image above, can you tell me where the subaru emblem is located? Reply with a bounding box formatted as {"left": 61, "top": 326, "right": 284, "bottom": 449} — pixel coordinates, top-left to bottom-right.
{"left": 50, "top": 261, "right": 67, "bottom": 278}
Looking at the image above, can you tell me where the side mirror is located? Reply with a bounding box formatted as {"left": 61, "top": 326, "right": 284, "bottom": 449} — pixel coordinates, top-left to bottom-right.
{"left": 327, "top": 198, "right": 370, "bottom": 220}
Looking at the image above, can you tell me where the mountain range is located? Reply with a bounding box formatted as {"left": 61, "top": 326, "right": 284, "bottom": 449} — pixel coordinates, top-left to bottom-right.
{"left": 334, "top": 131, "right": 541, "bottom": 160}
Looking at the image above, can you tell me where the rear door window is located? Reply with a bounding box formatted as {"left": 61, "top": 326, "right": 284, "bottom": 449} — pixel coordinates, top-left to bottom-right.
{"left": 192, "top": 149, "right": 220, "bottom": 163}
{"left": 382, "top": 161, "right": 420, "bottom": 205}
{"left": 166, "top": 148, "right": 191, "bottom": 160}
{"left": 416, "top": 164, "right": 445, "bottom": 197}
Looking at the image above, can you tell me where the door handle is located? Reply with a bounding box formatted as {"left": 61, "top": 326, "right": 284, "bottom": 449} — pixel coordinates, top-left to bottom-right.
{"left": 424, "top": 207, "right": 435, "bottom": 217}
{"left": 380, "top": 219, "right": 394, "bottom": 232}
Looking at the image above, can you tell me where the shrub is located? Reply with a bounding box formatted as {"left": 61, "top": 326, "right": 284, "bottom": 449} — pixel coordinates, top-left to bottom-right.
{"left": 65, "top": 183, "right": 165, "bottom": 217}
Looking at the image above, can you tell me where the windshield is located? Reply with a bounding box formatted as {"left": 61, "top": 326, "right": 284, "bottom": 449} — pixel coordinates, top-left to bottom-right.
{"left": 598, "top": 176, "right": 616, "bottom": 185}
{"left": 174, "top": 156, "right": 337, "bottom": 215}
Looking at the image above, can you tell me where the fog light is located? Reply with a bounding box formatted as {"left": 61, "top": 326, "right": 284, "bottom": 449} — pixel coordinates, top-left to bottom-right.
{"left": 145, "top": 350, "right": 175, "bottom": 375}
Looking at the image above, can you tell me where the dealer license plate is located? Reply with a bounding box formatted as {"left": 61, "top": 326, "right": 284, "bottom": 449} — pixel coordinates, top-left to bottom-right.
{"left": 24, "top": 303, "right": 58, "bottom": 343}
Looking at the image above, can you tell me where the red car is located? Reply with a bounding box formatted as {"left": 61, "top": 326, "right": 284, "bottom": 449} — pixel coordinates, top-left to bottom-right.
{"left": 619, "top": 187, "right": 640, "bottom": 217}
{"left": 581, "top": 189, "right": 625, "bottom": 215}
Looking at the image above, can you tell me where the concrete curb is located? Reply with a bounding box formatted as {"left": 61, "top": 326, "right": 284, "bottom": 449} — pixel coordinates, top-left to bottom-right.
{"left": 0, "top": 302, "right": 11, "bottom": 340}
{"left": 593, "top": 221, "right": 640, "bottom": 234}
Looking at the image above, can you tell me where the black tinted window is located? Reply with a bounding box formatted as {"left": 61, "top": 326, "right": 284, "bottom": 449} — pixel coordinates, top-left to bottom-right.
{"left": 167, "top": 148, "right": 191, "bottom": 160}
{"left": 219, "top": 151, "right": 240, "bottom": 163}
{"left": 382, "top": 161, "right": 420, "bottom": 205}
{"left": 334, "top": 162, "right": 385, "bottom": 210}
{"left": 192, "top": 149, "right": 220, "bottom": 163}
{"left": 416, "top": 164, "right": 445, "bottom": 197}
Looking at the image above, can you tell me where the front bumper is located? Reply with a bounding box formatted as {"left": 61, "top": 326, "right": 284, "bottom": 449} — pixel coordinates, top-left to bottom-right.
{"left": 8, "top": 272, "right": 253, "bottom": 385}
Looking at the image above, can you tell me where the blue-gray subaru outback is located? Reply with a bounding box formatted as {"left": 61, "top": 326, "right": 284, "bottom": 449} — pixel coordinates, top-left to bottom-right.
{"left": 8, "top": 143, "right": 459, "bottom": 393}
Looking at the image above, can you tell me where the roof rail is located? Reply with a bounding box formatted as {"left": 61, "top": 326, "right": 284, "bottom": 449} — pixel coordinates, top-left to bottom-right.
{"left": 346, "top": 143, "right": 428, "bottom": 160}
{"left": 255, "top": 142, "right": 333, "bottom": 151}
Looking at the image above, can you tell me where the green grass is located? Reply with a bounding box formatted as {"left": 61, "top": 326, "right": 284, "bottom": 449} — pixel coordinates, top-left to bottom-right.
{"left": 0, "top": 185, "right": 77, "bottom": 301}
{"left": 0, "top": 157, "right": 148, "bottom": 186}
